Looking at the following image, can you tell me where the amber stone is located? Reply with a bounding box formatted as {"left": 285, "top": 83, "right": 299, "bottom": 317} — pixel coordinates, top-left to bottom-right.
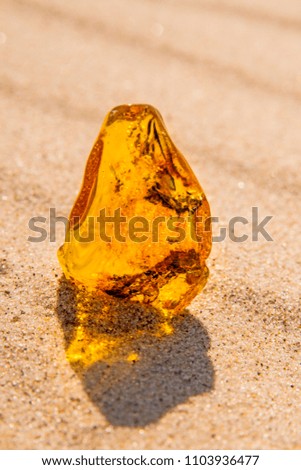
{"left": 58, "top": 104, "right": 211, "bottom": 316}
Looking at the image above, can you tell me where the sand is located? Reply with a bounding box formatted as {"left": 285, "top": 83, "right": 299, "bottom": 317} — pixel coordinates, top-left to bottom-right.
{"left": 1, "top": 0, "right": 300, "bottom": 449}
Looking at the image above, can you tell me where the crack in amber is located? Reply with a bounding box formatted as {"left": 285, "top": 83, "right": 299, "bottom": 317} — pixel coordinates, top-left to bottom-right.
{"left": 58, "top": 104, "right": 211, "bottom": 319}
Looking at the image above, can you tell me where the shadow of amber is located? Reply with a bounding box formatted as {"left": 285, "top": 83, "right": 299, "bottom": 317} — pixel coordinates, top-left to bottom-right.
{"left": 56, "top": 276, "right": 214, "bottom": 427}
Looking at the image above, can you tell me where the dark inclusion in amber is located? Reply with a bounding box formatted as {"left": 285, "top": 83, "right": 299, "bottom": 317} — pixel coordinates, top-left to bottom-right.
{"left": 58, "top": 104, "right": 212, "bottom": 317}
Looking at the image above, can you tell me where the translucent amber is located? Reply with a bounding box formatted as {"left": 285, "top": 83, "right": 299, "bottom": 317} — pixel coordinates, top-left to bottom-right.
{"left": 58, "top": 104, "right": 211, "bottom": 316}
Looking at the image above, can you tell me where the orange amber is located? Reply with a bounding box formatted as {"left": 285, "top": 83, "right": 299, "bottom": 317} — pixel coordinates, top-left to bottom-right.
{"left": 58, "top": 104, "right": 211, "bottom": 315}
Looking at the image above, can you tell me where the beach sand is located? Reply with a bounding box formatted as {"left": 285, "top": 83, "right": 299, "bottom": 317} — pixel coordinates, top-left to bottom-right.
{"left": 1, "top": 0, "right": 300, "bottom": 449}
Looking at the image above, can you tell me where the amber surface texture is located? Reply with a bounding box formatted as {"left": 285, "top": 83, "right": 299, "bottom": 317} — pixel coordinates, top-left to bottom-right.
{"left": 58, "top": 104, "right": 211, "bottom": 316}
